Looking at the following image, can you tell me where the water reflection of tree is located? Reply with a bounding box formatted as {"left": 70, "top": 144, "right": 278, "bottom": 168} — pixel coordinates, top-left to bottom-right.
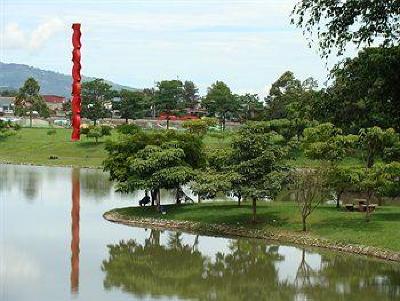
{"left": 101, "top": 231, "right": 295, "bottom": 301}
{"left": 79, "top": 170, "right": 113, "bottom": 200}
{"left": 296, "top": 251, "right": 400, "bottom": 301}
{"left": 20, "top": 169, "right": 40, "bottom": 201}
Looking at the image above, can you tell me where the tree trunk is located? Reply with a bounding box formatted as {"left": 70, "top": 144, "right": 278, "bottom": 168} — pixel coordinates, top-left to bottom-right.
{"left": 166, "top": 116, "right": 170, "bottom": 130}
{"left": 94, "top": 119, "right": 97, "bottom": 126}
{"left": 336, "top": 191, "right": 343, "bottom": 208}
{"left": 238, "top": 194, "right": 241, "bottom": 207}
{"left": 156, "top": 189, "right": 161, "bottom": 211}
{"left": 252, "top": 197, "right": 257, "bottom": 223}
{"left": 366, "top": 190, "right": 372, "bottom": 222}
{"left": 302, "top": 216, "right": 307, "bottom": 232}
{"left": 95, "top": 136, "right": 98, "bottom": 144}
{"left": 125, "top": 118, "right": 129, "bottom": 124}
{"left": 198, "top": 194, "right": 201, "bottom": 204}
{"left": 176, "top": 187, "right": 181, "bottom": 205}
{"left": 151, "top": 190, "right": 156, "bottom": 207}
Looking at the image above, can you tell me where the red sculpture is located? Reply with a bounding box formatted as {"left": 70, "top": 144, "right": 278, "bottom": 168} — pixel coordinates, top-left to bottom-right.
{"left": 71, "top": 23, "right": 81, "bottom": 141}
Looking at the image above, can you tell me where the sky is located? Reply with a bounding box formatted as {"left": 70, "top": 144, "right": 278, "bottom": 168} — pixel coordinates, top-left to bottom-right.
{"left": 0, "top": 0, "right": 351, "bottom": 97}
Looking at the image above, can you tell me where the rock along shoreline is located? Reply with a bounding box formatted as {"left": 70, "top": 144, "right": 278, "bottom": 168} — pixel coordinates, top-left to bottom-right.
{"left": 104, "top": 210, "right": 400, "bottom": 263}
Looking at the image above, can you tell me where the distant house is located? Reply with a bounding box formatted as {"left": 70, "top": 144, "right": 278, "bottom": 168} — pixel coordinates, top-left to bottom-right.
{"left": 0, "top": 96, "right": 15, "bottom": 115}
{"left": 42, "top": 95, "right": 66, "bottom": 116}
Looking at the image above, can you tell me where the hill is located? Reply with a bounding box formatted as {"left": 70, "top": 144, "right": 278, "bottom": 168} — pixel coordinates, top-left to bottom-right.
{"left": 0, "top": 62, "right": 136, "bottom": 97}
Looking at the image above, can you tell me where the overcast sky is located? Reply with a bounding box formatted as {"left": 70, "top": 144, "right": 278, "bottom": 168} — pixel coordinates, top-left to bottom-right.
{"left": 0, "top": 0, "right": 352, "bottom": 96}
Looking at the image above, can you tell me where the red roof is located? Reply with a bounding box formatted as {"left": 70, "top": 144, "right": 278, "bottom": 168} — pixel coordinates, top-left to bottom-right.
{"left": 42, "top": 95, "right": 65, "bottom": 103}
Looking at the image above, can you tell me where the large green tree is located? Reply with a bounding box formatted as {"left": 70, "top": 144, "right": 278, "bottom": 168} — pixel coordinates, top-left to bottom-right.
{"left": 155, "top": 80, "right": 184, "bottom": 129}
{"left": 326, "top": 47, "right": 400, "bottom": 132}
{"left": 292, "top": 0, "right": 400, "bottom": 57}
{"left": 202, "top": 81, "right": 238, "bottom": 131}
{"left": 114, "top": 89, "right": 144, "bottom": 123}
{"left": 81, "top": 79, "right": 113, "bottom": 125}
{"left": 15, "top": 77, "right": 49, "bottom": 127}
{"left": 230, "top": 122, "right": 290, "bottom": 223}
{"left": 103, "top": 130, "right": 204, "bottom": 208}
{"left": 265, "top": 71, "right": 319, "bottom": 123}
{"left": 183, "top": 80, "right": 199, "bottom": 109}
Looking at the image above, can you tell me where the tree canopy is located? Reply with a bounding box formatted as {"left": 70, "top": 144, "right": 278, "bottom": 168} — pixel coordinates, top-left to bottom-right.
{"left": 292, "top": 0, "right": 400, "bottom": 57}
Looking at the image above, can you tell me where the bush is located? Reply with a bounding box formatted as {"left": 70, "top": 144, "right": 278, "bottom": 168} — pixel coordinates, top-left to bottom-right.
{"left": 182, "top": 118, "right": 219, "bottom": 136}
{"left": 116, "top": 124, "right": 141, "bottom": 135}
{"left": 81, "top": 125, "right": 112, "bottom": 144}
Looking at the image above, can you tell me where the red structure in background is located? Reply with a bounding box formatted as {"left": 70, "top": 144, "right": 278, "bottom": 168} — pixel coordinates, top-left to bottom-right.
{"left": 71, "top": 23, "right": 82, "bottom": 141}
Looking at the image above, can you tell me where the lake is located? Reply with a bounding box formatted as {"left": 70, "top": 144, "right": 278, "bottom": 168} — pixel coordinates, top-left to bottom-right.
{"left": 1, "top": 164, "right": 399, "bottom": 300}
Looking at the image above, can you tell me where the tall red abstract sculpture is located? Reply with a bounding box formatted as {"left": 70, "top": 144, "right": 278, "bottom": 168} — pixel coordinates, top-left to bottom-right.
{"left": 71, "top": 23, "right": 81, "bottom": 141}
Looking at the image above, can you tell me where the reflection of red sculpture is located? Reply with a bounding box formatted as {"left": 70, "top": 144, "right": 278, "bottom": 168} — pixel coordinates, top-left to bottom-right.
{"left": 70, "top": 168, "right": 80, "bottom": 294}
{"left": 71, "top": 23, "right": 81, "bottom": 141}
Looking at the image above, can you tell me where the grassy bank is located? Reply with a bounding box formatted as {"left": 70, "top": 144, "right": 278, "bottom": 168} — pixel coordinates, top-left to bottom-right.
{"left": 0, "top": 128, "right": 109, "bottom": 168}
{"left": 107, "top": 202, "right": 400, "bottom": 253}
{"left": 0, "top": 127, "right": 364, "bottom": 168}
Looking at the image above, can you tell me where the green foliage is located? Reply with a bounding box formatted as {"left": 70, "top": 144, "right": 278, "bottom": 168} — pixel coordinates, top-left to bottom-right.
{"left": 182, "top": 117, "right": 218, "bottom": 136}
{"left": 81, "top": 125, "right": 112, "bottom": 144}
{"left": 0, "top": 120, "right": 19, "bottom": 140}
{"left": 104, "top": 131, "right": 205, "bottom": 200}
{"left": 384, "top": 142, "right": 400, "bottom": 163}
{"left": 265, "top": 71, "right": 318, "bottom": 122}
{"left": 202, "top": 81, "right": 238, "bottom": 130}
{"left": 235, "top": 93, "right": 264, "bottom": 121}
{"left": 288, "top": 168, "right": 330, "bottom": 231}
{"left": 358, "top": 127, "right": 398, "bottom": 168}
{"left": 182, "top": 80, "right": 199, "bottom": 109}
{"left": 115, "top": 89, "right": 145, "bottom": 122}
{"left": 230, "top": 122, "right": 291, "bottom": 221}
{"left": 156, "top": 80, "right": 183, "bottom": 112}
{"left": 116, "top": 123, "right": 141, "bottom": 135}
{"left": 292, "top": 0, "right": 400, "bottom": 57}
{"left": 326, "top": 47, "right": 400, "bottom": 132}
{"left": 81, "top": 79, "right": 113, "bottom": 125}
{"left": 302, "top": 123, "right": 358, "bottom": 162}
{"left": 15, "top": 77, "right": 50, "bottom": 126}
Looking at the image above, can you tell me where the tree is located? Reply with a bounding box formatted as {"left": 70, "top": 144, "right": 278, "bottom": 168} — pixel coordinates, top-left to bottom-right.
{"left": 103, "top": 130, "right": 204, "bottom": 209}
{"left": 182, "top": 117, "right": 218, "bottom": 136}
{"left": 326, "top": 47, "right": 400, "bottom": 132}
{"left": 292, "top": 0, "right": 400, "bottom": 57}
{"left": 80, "top": 125, "right": 112, "bottom": 144}
{"left": 358, "top": 127, "right": 398, "bottom": 168}
{"left": 230, "top": 122, "right": 290, "bottom": 223}
{"left": 264, "top": 71, "right": 319, "bottom": 123}
{"left": 302, "top": 123, "right": 358, "bottom": 207}
{"left": 155, "top": 80, "right": 184, "bottom": 129}
{"left": 355, "top": 162, "right": 400, "bottom": 222}
{"left": 114, "top": 89, "right": 144, "bottom": 123}
{"left": 236, "top": 93, "right": 264, "bottom": 121}
{"left": 289, "top": 168, "right": 329, "bottom": 231}
{"left": 81, "top": 79, "right": 113, "bottom": 125}
{"left": 183, "top": 80, "right": 199, "bottom": 109}
{"left": 15, "top": 77, "right": 49, "bottom": 127}
{"left": 202, "top": 81, "right": 238, "bottom": 131}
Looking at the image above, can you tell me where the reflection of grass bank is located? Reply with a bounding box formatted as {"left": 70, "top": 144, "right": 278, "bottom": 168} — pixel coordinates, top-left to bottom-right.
{"left": 104, "top": 202, "right": 400, "bottom": 260}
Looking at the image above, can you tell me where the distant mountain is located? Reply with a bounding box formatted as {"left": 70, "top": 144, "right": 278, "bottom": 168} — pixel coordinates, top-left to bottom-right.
{"left": 0, "top": 62, "right": 137, "bottom": 97}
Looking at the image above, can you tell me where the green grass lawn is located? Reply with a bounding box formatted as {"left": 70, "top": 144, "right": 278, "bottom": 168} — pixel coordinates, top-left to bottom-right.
{"left": 111, "top": 202, "right": 400, "bottom": 252}
{"left": 0, "top": 128, "right": 109, "bottom": 167}
{"left": 0, "top": 127, "right": 365, "bottom": 168}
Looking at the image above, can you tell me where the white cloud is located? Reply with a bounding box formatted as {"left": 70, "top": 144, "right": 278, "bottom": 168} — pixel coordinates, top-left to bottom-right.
{"left": 1, "top": 18, "right": 64, "bottom": 51}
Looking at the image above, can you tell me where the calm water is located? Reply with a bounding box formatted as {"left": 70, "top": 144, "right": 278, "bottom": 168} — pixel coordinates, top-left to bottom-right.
{"left": 1, "top": 164, "right": 400, "bottom": 301}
